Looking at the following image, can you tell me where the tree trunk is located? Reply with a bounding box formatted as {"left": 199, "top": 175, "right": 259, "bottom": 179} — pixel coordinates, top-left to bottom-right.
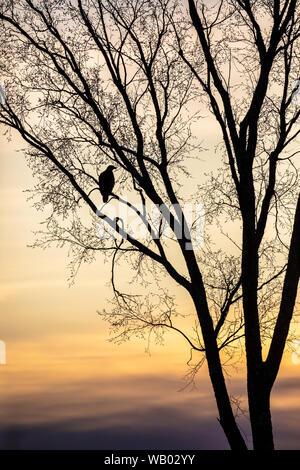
{"left": 238, "top": 169, "right": 275, "bottom": 449}
{"left": 248, "top": 377, "right": 274, "bottom": 450}
{"left": 190, "top": 289, "right": 247, "bottom": 450}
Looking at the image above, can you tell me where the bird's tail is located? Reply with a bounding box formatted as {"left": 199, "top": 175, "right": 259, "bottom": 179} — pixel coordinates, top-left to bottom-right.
{"left": 102, "top": 194, "right": 108, "bottom": 203}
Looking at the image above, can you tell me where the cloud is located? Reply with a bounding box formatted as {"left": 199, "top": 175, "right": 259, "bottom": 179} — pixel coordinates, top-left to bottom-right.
{"left": 0, "top": 407, "right": 230, "bottom": 450}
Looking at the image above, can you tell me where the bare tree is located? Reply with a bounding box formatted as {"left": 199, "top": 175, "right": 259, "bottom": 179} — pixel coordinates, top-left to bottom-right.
{"left": 0, "top": 0, "right": 299, "bottom": 450}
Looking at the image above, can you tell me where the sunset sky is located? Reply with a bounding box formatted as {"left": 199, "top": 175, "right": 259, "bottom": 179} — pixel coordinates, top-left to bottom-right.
{"left": 0, "top": 122, "right": 299, "bottom": 449}
{"left": 0, "top": 0, "right": 300, "bottom": 451}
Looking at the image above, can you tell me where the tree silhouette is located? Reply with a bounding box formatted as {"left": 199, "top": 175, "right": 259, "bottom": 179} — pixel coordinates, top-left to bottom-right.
{"left": 0, "top": 0, "right": 299, "bottom": 450}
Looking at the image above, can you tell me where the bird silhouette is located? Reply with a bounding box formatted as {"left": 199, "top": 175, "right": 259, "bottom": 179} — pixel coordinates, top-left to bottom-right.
{"left": 99, "top": 165, "right": 116, "bottom": 202}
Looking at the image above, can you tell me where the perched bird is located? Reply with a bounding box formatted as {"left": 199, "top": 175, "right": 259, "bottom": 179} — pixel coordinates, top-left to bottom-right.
{"left": 99, "top": 165, "right": 116, "bottom": 202}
